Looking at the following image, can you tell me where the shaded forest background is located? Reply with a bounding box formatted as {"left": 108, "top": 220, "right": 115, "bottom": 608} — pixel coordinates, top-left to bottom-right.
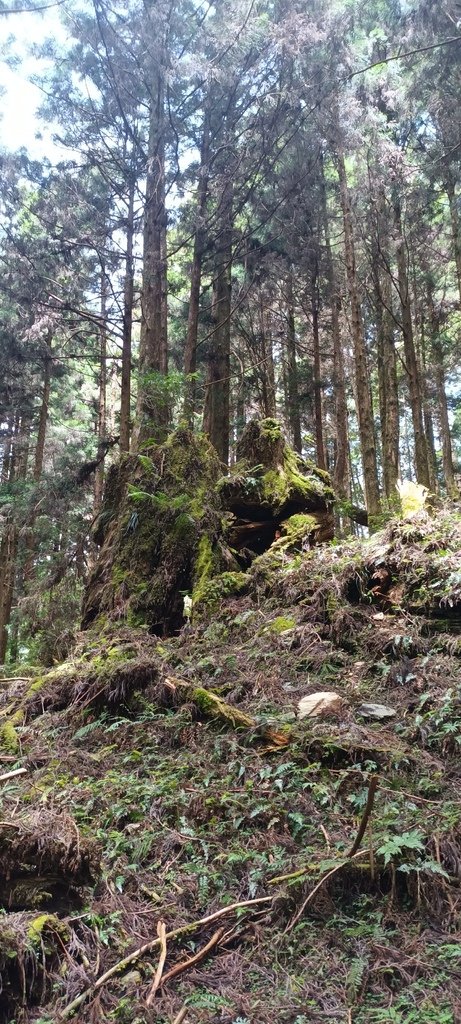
{"left": 0, "top": 0, "right": 460, "bottom": 666}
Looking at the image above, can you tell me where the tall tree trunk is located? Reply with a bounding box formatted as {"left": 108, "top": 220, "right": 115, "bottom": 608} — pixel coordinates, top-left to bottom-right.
{"left": 0, "top": 416, "right": 29, "bottom": 664}
{"left": 94, "top": 272, "right": 108, "bottom": 511}
{"left": 183, "top": 106, "right": 210, "bottom": 425}
{"left": 120, "top": 168, "right": 135, "bottom": 453}
{"left": 285, "top": 268, "right": 302, "bottom": 454}
{"left": 445, "top": 173, "right": 461, "bottom": 304}
{"left": 321, "top": 160, "right": 349, "bottom": 498}
{"left": 393, "top": 197, "right": 430, "bottom": 488}
{"left": 260, "top": 295, "right": 277, "bottom": 419}
{"left": 427, "top": 280, "right": 458, "bottom": 496}
{"left": 372, "top": 253, "right": 399, "bottom": 500}
{"left": 311, "top": 261, "right": 326, "bottom": 469}
{"left": 203, "top": 171, "right": 233, "bottom": 465}
{"left": 23, "top": 334, "right": 53, "bottom": 584}
{"left": 336, "top": 148, "right": 380, "bottom": 516}
{"left": 136, "top": 41, "right": 168, "bottom": 440}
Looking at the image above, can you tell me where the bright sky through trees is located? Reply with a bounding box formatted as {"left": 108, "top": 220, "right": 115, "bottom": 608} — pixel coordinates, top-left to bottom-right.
{"left": 0, "top": 9, "right": 66, "bottom": 156}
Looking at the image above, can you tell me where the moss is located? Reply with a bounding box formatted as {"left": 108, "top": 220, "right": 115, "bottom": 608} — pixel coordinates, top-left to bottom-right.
{"left": 0, "top": 718, "right": 21, "bottom": 753}
{"left": 192, "top": 535, "right": 215, "bottom": 607}
{"left": 193, "top": 570, "right": 250, "bottom": 613}
{"left": 27, "top": 914, "right": 69, "bottom": 947}
{"left": 267, "top": 615, "right": 296, "bottom": 634}
{"left": 281, "top": 513, "right": 317, "bottom": 544}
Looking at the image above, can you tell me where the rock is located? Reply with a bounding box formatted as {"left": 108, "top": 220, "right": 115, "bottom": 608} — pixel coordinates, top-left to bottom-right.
{"left": 357, "top": 702, "right": 397, "bottom": 720}
{"left": 297, "top": 691, "right": 343, "bottom": 719}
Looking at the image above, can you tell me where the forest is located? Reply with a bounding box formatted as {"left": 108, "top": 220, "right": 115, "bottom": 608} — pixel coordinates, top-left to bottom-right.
{"left": 1, "top": 1, "right": 461, "bottom": 1022}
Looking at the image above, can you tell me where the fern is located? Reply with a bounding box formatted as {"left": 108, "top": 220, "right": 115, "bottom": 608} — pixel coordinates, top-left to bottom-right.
{"left": 346, "top": 956, "right": 367, "bottom": 1003}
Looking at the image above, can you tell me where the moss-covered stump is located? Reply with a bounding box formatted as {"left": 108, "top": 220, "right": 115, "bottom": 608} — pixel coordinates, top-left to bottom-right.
{"left": 82, "top": 427, "right": 233, "bottom": 634}
{"left": 219, "top": 419, "right": 334, "bottom": 556}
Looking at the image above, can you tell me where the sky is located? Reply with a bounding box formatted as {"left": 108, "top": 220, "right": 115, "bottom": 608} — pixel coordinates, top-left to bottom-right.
{"left": 0, "top": 7, "right": 68, "bottom": 159}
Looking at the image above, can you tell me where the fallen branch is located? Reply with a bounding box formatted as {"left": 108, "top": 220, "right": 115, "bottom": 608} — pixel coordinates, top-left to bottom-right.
{"left": 164, "top": 675, "right": 289, "bottom": 745}
{"left": 161, "top": 927, "right": 224, "bottom": 987}
{"left": 171, "top": 1008, "right": 188, "bottom": 1024}
{"left": 146, "top": 920, "right": 167, "bottom": 1006}
{"left": 60, "top": 895, "right": 272, "bottom": 1019}
{"left": 0, "top": 767, "right": 27, "bottom": 783}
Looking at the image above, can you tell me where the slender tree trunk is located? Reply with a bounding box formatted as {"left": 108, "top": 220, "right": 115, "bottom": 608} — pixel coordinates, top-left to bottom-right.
{"left": 203, "top": 172, "right": 233, "bottom": 464}
{"left": 445, "top": 174, "right": 461, "bottom": 304}
{"left": 285, "top": 268, "right": 302, "bottom": 454}
{"left": 336, "top": 148, "right": 380, "bottom": 516}
{"left": 393, "top": 197, "right": 430, "bottom": 488}
{"left": 136, "top": 48, "right": 168, "bottom": 440}
{"left": 33, "top": 335, "right": 52, "bottom": 483}
{"left": 183, "top": 107, "right": 211, "bottom": 425}
{"left": 321, "top": 161, "right": 349, "bottom": 498}
{"left": 427, "top": 281, "right": 458, "bottom": 496}
{"left": 0, "top": 416, "right": 29, "bottom": 663}
{"left": 120, "top": 170, "right": 135, "bottom": 453}
{"left": 94, "top": 273, "right": 108, "bottom": 511}
{"left": 1, "top": 414, "right": 14, "bottom": 484}
{"left": 260, "top": 296, "right": 277, "bottom": 418}
{"left": 311, "top": 262, "right": 326, "bottom": 469}
{"left": 372, "top": 254, "right": 399, "bottom": 499}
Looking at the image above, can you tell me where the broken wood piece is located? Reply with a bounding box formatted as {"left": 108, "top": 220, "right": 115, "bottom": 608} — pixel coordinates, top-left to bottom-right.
{"left": 161, "top": 927, "right": 224, "bottom": 986}
{"left": 0, "top": 767, "right": 27, "bottom": 783}
{"left": 145, "top": 920, "right": 167, "bottom": 1006}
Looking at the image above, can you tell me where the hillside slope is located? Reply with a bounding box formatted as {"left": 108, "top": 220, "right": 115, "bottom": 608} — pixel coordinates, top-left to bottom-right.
{"left": 1, "top": 507, "right": 461, "bottom": 1024}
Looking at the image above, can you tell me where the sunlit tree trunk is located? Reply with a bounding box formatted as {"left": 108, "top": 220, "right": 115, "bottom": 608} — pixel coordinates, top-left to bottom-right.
{"left": 336, "top": 147, "right": 380, "bottom": 516}
{"left": 427, "top": 280, "right": 458, "bottom": 496}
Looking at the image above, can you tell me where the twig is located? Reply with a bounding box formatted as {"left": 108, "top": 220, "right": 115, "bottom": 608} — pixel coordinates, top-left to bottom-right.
{"left": 347, "top": 776, "right": 378, "bottom": 857}
{"left": 161, "top": 928, "right": 224, "bottom": 986}
{"left": 0, "top": 767, "right": 27, "bottom": 783}
{"left": 171, "top": 1008, "right": 188, "bottom": 1024}
{"left": 283, "top": 848, "right": 371, "bottom": 935}
{"left": 59, "top": 895, "right": 272, "bottom": 1018}
{"left": 145, "top": 920, "right": 167, "bottom": 1006}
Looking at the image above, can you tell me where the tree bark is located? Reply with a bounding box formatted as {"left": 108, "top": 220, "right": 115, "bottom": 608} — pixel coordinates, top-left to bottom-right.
{"left": 136, "top": 24, "right": 168, "bottom": 441}
{"left": 119, "top": 167, "right": 135, "bottom": 453}
{"left": 445, "top": 173, "right": 461, "bottom": 304}
{"left": 336, "top": 148, "right": 380, "bottom": 517}
{"left": 183, "top": 105, "right": 211, "bottom": 425}
{"left": 372, "top": 250, "right": 399, "bottom": 500}
{"left": 311, "top": 261, "right": 326, "bottom": 470}
{"left": 94, "top": 273, "right": 107, "bottom": 512}
{"left": 427, "top": 280, "right": 458, "bottom": 496}
{"left": 393, "top": 197, "right": 430, "bottom": 488}
{"left": 285, "top": 268, "right": 302, "bottom": 454}
{"left": 321, "top": 161, "right": 349, "bottom": 498}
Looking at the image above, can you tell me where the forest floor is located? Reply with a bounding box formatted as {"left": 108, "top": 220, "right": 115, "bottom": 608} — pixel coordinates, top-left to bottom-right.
{"left": 2, "top": 506, "right": 461, "bottom": 1024}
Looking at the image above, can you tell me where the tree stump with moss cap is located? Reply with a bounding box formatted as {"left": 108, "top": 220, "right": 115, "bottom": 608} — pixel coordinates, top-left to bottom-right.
{"left": 218, "top": 418, "right": 335, "bottom": 557}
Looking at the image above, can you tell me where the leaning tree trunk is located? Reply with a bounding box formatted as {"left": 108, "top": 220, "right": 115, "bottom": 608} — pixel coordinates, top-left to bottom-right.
{"left": 336, "top": 147, "right": 380, "bottom": 517}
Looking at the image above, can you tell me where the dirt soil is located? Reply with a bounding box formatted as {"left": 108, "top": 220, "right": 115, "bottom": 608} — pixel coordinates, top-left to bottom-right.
{"left": 1, "top": 506, "right": 461, "bottom": 1024}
